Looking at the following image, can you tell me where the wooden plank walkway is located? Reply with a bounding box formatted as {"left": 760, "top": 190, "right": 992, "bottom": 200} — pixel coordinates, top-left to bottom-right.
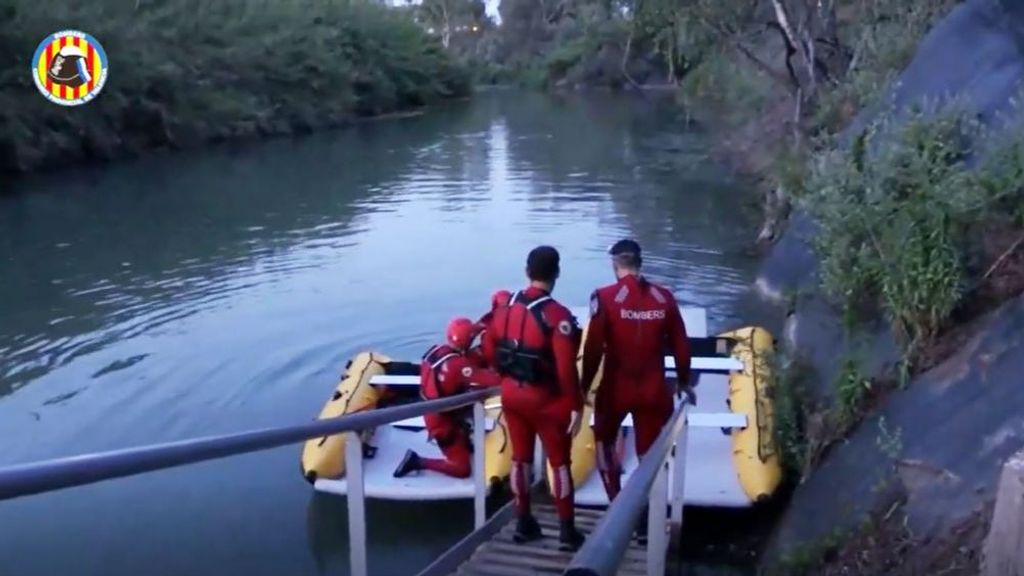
{"left": 449, "top": 503, "right": 648, "bottom": 576}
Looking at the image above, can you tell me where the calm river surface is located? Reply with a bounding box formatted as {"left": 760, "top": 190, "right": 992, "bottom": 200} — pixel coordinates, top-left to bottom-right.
{"left": 0, "top": 92, "right": 769, "bottom": 575}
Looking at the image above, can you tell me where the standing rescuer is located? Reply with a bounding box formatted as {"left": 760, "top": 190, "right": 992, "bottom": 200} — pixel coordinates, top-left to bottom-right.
{"left": 580, "top": 239, "right": 695, "bottom": 543}
{"left": 393, "top": 317, "right": 500, "bottom": 479}
{"left": 482, "top": 245, "right": 585, "bottom": 551}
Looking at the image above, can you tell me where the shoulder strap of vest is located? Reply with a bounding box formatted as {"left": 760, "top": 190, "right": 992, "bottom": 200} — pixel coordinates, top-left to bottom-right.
{"left": 510, "top": 290, "right": 554, "bottom": 334}
{"left": 430, "top": 351, "right": 459, "bottom": 369}
{"left": 423, "top": 344, "right": 459, "bottom": 364}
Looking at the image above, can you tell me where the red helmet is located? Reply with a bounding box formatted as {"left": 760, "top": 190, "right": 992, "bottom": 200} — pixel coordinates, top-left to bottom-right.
{"left": 447, "top": 317, "right": 479, "bottom": 350}
{"left": 491, "top": 290, "right": 512, "bottom": 309}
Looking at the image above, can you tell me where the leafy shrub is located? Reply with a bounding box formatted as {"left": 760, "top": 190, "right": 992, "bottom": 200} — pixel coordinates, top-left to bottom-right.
{"left": 800, "top": 103, "right": 1024, "bottom": 364}
{"left": 0, "top": 0, "right": 470, "bottom": 171}
{"left": 680, "top": 51, "right": 772, "bottom": 126}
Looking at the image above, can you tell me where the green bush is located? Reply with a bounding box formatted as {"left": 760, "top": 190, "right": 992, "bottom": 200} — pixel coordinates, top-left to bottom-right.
{"left": 0, "top": 0, "right": 470, "bottom": 172}
{"left": 680, "top": 50, "right": 772, "bottom": 127}
{"left": 800, "top": 103, "right": 1024, "bottom": 363}
{"left": 771, "top": 356, "right": 812, "bottom": 478}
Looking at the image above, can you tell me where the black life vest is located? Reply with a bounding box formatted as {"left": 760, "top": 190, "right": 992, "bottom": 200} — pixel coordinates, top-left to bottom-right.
{"left": 492, "top": 290, "right": 557, "bottom": 387}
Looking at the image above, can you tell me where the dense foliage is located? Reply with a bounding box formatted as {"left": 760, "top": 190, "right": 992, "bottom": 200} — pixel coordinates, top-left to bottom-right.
{"left": 0, "top": 0, "right": 471, "bottom": 173}
{"left": 803, "top": 106, "right": 1024, "bottom": 365}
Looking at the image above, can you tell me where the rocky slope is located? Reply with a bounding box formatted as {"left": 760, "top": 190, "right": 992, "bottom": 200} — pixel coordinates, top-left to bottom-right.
{"left": 757, "top": 0, "right": 1024, "bottom": 569}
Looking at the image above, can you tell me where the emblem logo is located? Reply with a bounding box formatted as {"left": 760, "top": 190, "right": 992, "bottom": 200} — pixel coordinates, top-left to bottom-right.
{"left": 32, "top": 30, "right": 109, "bottom": 106}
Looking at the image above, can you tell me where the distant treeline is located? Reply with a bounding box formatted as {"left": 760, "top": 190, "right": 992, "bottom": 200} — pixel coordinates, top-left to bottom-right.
{"left": 0, "top": 0, "right": 471, "bottom": 174}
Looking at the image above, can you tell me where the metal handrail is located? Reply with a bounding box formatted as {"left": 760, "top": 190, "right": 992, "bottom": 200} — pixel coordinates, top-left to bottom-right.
{"left": 564, "top": 400, "right": 689, "bottom": 576}
{"left": 0, "top": 387, "right": 498, "bottom": 501}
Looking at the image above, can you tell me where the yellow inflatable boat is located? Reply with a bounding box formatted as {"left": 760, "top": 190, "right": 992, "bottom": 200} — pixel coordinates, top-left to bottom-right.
{"left": 302, "top": 351, "right": 512, "bottom": 500}
{"left": 304, "top": 307, "right": 781, "bottom": 507}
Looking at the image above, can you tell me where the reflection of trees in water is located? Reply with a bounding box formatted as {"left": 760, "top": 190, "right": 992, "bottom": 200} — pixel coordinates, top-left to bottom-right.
{"left": 0, "top": 93, "right": 762, "bottom": 394}
{"left": 496, "top": 90, "right": 761, "bottom": 325}
{"left": 495, "top": 90, "right": 757, "bottom": 252}
{"left": 499, "top": 92, "right": 657, "bottom": 186}
{"left": 0, "top": 109, "right": 471, "bottom": 396}
{"left": 422, "top": 98, "right": 501, "bottom": 214}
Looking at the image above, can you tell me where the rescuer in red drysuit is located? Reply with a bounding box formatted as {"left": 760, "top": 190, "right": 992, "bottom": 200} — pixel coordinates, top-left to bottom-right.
{"left": 481, "top": 246, "right": 586, "bottom": 552}
{"left": 465, "top": 290, "right": 512, "bottom": 364}
{"left": 580, "top": 239, "right": 695, "bottom": 543}
{"left": 474, "top": 290, "right": 513, "bottom": 343}
{"left": 393, "top": 317, "right": 501, "bottom": 479}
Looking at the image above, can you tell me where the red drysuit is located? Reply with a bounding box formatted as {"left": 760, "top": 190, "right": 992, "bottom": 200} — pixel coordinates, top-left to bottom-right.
{"left": 418, "top": 343, "right": 500, "bottom": 478}
{"left": 580, "top": 274, "right": 691, "bottom": 500}
{"left": 482, "top": 287, "right": 583, "bottom": 521}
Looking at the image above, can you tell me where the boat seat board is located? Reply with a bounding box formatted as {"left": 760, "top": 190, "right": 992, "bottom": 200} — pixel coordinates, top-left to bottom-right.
{"left": 391, "top": 416, "right": 497, "bottom": 431}
{"left": 586, "top": 411, "right": 747, "bottom": 429}
{"left": 665, "top": 356, "right": 742, "bottom": 372}
{"left": 369, "top": 356, "right": 741, "bottom": 387}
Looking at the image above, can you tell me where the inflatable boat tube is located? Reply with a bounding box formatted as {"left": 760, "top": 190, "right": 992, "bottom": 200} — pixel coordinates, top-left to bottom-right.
{"left": 719, "top": 326, "right": 782, "bottom": 502}
{"left": 301, "top": 352, "right": 387, "bottom": 482}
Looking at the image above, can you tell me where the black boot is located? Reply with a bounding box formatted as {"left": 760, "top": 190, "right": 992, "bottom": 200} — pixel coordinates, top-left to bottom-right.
{"left": 512, "top": 514, "right": 542, "bottom": 544}
{"left": 392, "top": 450, "right": 421, "bottom": 478}
{"left": 558, "top": 519, "right": 585, "bottom": 552}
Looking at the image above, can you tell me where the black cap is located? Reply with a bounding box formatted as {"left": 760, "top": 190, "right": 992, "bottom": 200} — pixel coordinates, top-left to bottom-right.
{"left": 526, "top": 245, "right": 560, "bottom": 282}
{"left": 608, "top": 239, "right": 642, "bottom": 258}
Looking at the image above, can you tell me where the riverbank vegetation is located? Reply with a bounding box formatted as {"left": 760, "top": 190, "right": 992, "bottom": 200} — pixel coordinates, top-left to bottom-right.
{"left": 803, "top": 105, "right": 1024, "bottom": 378}
{"left": 670, "top": 1, "right": 1024, "bottom": 571}
{"left": 0, "top": 0, "right": 470, "bottom": 173}
{"left": 658, "top": 0, "right": 1022, "bottom": 429}
{"left": 424, "top": 0, "right": 1024, "bottom": 480}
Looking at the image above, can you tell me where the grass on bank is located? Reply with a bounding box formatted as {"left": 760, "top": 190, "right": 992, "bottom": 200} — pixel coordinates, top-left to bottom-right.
{"left": 771, "top": 104, "right": 1024, "bottom": 487}
{"left": 0, "top": 0, "right": 471, "bottom": 173}
{"left": 800, "top": 105, "right": 1024, "bottom": 373}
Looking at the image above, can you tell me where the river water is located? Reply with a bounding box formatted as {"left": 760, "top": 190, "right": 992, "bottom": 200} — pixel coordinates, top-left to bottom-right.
{"left": 0, "top": 92, "right": 769, "bottom": 575}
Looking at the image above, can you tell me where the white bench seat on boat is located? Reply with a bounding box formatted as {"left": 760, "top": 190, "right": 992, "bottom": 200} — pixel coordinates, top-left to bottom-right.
{"left": 368, "top": 356, "right": 741, "bottom": 388}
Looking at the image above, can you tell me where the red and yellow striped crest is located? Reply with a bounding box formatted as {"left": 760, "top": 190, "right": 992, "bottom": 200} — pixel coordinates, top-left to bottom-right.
{"left": 32, "top": 30, "right": 109, "bottom": 107}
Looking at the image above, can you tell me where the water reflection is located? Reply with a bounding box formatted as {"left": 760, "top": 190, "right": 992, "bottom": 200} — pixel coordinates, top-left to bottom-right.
{"left": 0, "top": 91, "right": 769, "bottom": 576}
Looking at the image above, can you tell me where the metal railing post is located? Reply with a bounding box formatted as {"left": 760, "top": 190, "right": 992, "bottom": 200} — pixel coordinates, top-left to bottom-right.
{"left": 646, "top": 459, "right": 669, "bottom": 576}
{"left": 345, "top": 431, "right": 368, "bottom": 576}
{"left": 668, "top": 416, "right": 689, "bottom": 548}
{"left": 532, "top": 439, "right": 544, "bottom": 484}
{"left": 565, "top": 401, "right": 689, "bottom": 576}
{"left": 472, "top": 401, "right": 486, "bottom": 529}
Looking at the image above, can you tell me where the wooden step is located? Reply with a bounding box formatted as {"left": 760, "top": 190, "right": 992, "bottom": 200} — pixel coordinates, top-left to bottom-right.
{"left": 444, "top": 498, "right": 652, "bottom": 576}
